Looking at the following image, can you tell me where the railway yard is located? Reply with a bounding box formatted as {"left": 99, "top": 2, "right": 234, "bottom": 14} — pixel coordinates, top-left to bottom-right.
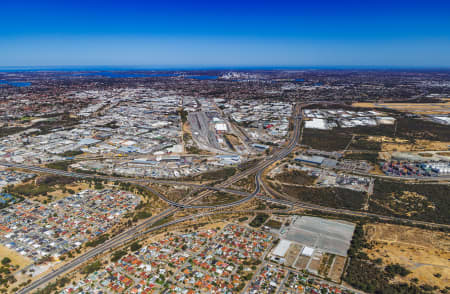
{"left": 0, "top": 69, "right": 449, "bottom": 294}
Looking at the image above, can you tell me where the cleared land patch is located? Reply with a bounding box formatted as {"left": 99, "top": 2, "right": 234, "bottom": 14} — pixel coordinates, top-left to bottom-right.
{"left": 352, "top": 102, "right": 450, "bottom": 115}
{"left": 0, "top": 245, "right": 33, "bottom": 269}
{"left": 277, "top": 184, "right": 367, "bottom": 211}
{"left": 364, "top": 223, "right": 450, "bottom": 290}
{"left": 273, "top": 169, "right": 316, "bottom": 186}
{"left": 369, "top": 179, "right": 450, "bottom": 224}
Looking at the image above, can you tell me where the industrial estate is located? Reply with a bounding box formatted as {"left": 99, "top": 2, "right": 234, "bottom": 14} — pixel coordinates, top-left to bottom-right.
{"left": 0, "top": 69, "right": 449, "bottom": 294}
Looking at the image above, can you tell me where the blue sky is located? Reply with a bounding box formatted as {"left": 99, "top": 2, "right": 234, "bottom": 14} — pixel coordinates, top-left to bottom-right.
{"left": 1, "top": 0, "right": 450, "bottom": 67}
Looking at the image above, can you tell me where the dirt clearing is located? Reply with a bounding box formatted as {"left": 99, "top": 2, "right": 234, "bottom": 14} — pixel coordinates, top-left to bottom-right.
{"left": 364, "top": 223, "right": 450, "bottom": 289}
{"left": 0, "top": 245, "right": 32, "bottom": 269}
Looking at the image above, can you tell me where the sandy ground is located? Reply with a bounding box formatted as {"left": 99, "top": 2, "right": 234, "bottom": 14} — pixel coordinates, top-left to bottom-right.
{"left": 225, "top": 134, "right": 241, "bottom": 146}
{"left": 352, "top": 102, "right": 450, "bottom": 115}
{"left": 364, "top": 223, "right": 450, "bottom": 289}
{"left": 11, "top": 261, "right": 62, "bottom": 293}
{"left": 366, "top": 135, "right": 450, "bottom": 152}
{"left": 329, "top": 255, "right": 346, "bottom": 282}
{"left": 285, "top": 243, "right": 303, "bottom": 267}
{"left": 352, "top": 102, "right": 379, "bottom": 108}
{"left": 308, "top": 252, "right": 322, "bottom": 273}
{"left": 182, "top": 121, "right": 191, "bottom": 150}
{"left": 0, "top": 245, "right": 32, "bottom": 269}
{"left": 47, "top": 182, "right": 92, "bottom": 200}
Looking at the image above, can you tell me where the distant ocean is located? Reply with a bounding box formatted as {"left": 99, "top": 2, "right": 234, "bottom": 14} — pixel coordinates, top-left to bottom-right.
{"left": 74, "top": 72, "right": 218, "bottom": 79}
{"left": 73, "top": 72, "right": 178, "bottom": 78}
{"left": 0, "top": 80, "right": 31, "bottom": 87}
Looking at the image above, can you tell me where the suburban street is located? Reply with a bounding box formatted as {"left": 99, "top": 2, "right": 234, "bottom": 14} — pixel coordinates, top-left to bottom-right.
{"left": 10, "top": 103, "right": 450, "bottom": 293}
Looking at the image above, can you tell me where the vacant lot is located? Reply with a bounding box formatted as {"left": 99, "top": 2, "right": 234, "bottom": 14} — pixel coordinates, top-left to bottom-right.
{"left": 294, "top": 255, "right": 310, "bottom": 270}
{"left": 47, "top": 182, "right": 91, "bottom": 201}
{"left": 369, "top": 179, "right": 450, "bottom": 224}
{"left": 364, "top": 223, "right": 450, "bottom": 290}
{"left": 249, "top": 213, "right": 269, "bottom": 227}
{"left": 274, "top": 169, "right": 316, "bottom": 185}
{"left": 284, "top": 243, "right": 303, "bottom": 267}
{"left": 352, "top": 102, "right": 450, "bottom": 115}
{"left": 224, "top": 134, "right": 241, "bottom": 149}
{"left": 329, "top": 255, "right": 346, "bottom": 282}
{"left": 355, "top": 116, "right": 450, "bottom": 142}
{"left": 265, "top": 219, "right": 282, "bottom": 229}
{"left": 370, "top": 136, "right": 450, "bottom": 152}
{"left": 349, "top": 136, "right": 382, "bottom": 151}
{"left": 199, "top": 191, "right": 242, "bottom": 206}
{"left": 279, "top": 185, "right": 366, "bottom": 211}
{"left": 303, "top": 114, "right": 450, "bottom": 152}
{"left": 0, "top": 245, "right": 32, "bottom": 269}
{"left": 231, "top": 175, "right": 256, "bottom": 193}
{"left": 5, "top": 175, "right": 80, "bottom": 201}
{"left": 318, "top": 253, "right": 335, "bottom": 277}
{"left": 343, "top": 152, "right": 379, "bottom": 164}
{"left": 387, "top": 117, "right": 450, "bottom": 141}
{"left": 188, "top": 167, "right": 236, "bottom": 182}
{"left": 302, "top": 128, "right": 353, "bottom": 151}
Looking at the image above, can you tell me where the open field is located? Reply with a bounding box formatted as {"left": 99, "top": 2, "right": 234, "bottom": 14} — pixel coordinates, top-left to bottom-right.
{"left": 352, "top": 102, "right": 450, "bottom": 115}
{"left": 294, "top": 255, "right": 310, "bottom": 269}
{"left": 265, "top": 219, "right": 283, "bottom": 229}
{"left": 370, "top": 179, "right": 450, "bottom": 224}
{"left": 365, "top": 136, "right": 450, "bottom": 152}
{"left": 274, "top": 169, "right": 316, "bottom": 185}
{"left": 181, "top": 122, "right": 191, "bottom": 153}
{"left": 0, "top": 245, "right": 33, "bottom": 269}
{"left": 47, "top": 182, "right": 91, "bottom": 201}
{"left": 352, "top": 117, "right": 450, "bottom": 142}
{"left": 277, "top": 184, "right": 367, "bottom": 211}
{"left": 302, "top": 114, "right": 450, "bottom": 153}
{"left": 302, "top": 128, "right": 353, "bottom": 151}
{"left": 308, "top": 251, "right": 323, "bottom": 273}
{"left": 230, "top": 174, "right": 256, "bottom": 193}
{"left": 284, "top": 243, "right": 303, "bottom": 267}
{"left": 198, "top": 191, "right": 243, "bottom": 206}
{"left": 364, "top": 223, "right": 450, "bottom": 290}
{"left": 318, "top": 253, "right": 335, "bottom": 277}
{"left": 329, "top": 255, "right": 346, "bottom": 282}
{"left": 224, "top": 133, "right": 241, "bottom": 147}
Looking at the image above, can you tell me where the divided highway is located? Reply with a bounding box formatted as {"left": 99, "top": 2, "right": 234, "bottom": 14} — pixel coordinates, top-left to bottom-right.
{"left": 10, "top": 103, "right": 450, "bottom": 293}
{"left": 14, "top": 106, "right": 302, "bottom": 293}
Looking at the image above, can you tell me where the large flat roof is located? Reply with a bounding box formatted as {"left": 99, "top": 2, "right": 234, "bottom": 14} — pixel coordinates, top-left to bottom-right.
{"left": 272, "top": 239, "right": 292, "bottom": 257}
{"left": 282, "top": 216, "right": 355, "bottom": 256}
{"left": 295, "top": 155, "right": 325, "bottom": 164}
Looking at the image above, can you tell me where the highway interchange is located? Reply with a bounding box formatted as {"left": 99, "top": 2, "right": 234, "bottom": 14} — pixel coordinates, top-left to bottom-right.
{"left": 13, "top": 104, "right": 302, "bottom": 293}
{"left": 5, "top": 103, "right": 449, "bottom": 293}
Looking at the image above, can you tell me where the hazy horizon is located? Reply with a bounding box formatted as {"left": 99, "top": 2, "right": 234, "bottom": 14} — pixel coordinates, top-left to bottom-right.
{"left": 1, "top": 65, "right": 450, "bottom": 71}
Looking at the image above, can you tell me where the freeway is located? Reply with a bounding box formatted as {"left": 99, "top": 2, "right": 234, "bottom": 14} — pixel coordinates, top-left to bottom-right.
{"left": 16, "top": 206, "right": 176, "bottom": 294}
{"left": 1, "top": 105, "right": 303, "bottom": 210}
{"left": 12, "top": 102, "right": 450, "bottom": 293}
{"left": 17, "top": 206, "right": 295, "bottom": 294}
{"left": 257, "top": 188, "right": 450, "bottom": 229}
{"left": 0, "top": 161, "right": 259, "bottom": 208}
{"left": 15, "top": 105, "right": 303, "bottom": 293}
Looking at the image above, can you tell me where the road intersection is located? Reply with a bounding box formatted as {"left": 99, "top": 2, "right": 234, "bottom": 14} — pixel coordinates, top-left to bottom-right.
{"left": 8, "top": 104, "right": 449, "bottom": 293}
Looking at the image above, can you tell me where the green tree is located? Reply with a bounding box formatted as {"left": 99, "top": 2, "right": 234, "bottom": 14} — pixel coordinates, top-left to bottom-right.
{"left": 1, "top": 258, "right": 11, "bottom": 266}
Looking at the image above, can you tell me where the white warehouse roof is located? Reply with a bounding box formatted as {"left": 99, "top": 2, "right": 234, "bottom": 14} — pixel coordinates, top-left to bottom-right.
{"left": 215, "top": 123, "right": 227, "bottom": 131}
{"left": 301, "top": 246, "right": 315, "bottom": 257}
{"left": 272, "top": 239, "right": 292, "bottom": 258}
{"left": 304, "top": 118, "right": 330, "bottom": 130}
